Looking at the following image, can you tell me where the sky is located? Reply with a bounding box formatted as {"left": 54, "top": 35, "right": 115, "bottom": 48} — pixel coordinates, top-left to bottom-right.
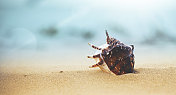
{"left": 0, "top": 0, "right": 176, "bottom": 65}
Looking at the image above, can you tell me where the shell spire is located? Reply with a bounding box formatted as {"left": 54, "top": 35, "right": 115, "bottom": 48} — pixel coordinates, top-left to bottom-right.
{"left": 105, "top": 30, "right": 110, "bottom": 44}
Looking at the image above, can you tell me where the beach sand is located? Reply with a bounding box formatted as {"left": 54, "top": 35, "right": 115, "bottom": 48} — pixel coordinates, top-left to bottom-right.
{"left": 0, "top": 64, "right": 176, "bottom": 95}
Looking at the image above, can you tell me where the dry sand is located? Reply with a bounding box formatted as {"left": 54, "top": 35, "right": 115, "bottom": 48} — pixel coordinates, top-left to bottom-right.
{"left": 0, "top": 64, "right": 176, "bottom": 95}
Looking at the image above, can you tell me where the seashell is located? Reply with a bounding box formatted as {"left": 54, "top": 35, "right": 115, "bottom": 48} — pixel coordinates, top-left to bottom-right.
{"left": 87, "top": 30, "right": 135, "bottom": 75}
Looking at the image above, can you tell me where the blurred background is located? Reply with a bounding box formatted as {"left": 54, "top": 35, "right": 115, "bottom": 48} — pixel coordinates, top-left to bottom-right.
{"left": 0, "top": 0, "right": 176, "bottom": 66}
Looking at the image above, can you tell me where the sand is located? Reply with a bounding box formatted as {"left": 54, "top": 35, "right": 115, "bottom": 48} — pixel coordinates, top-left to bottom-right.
{"left": 0, "top": 64, "right": 176, "bottom": 95}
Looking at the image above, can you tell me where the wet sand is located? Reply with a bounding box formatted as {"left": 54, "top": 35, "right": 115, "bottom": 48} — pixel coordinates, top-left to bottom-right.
{"left": 0, "top": 64, "right": 176, "bottom": 95}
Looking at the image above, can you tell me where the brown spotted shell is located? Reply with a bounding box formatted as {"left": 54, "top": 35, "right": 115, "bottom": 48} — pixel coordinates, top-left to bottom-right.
{"left": 88, "top": 31, "right": 135, "bottom": 75}
{"left": 102, "top": 45, "right": 135, "bottom": 75}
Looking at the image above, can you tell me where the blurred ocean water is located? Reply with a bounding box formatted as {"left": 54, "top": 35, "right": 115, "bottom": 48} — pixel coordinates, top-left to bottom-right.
{"left": 0, "top": 0, "right": 176, "bottom": 65}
